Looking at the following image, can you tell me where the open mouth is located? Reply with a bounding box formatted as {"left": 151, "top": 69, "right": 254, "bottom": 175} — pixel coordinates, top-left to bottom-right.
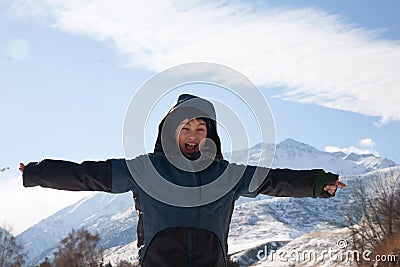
{"left": 185, "top": 142, "right": 198, "bottom": 151}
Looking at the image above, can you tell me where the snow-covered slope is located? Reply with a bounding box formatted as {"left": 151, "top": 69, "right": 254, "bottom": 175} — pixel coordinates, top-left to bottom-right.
{"left": 0, "top": 226, "right": 12, "bottom": 238}
{"left": 18, "top": 192, "right": 136, "bottom": 265}
{"left": 230, "top": 166, "right": 400, "bottom": 267}
{"left": 17, "top": 139, "right": 398, "bottom": 265}
{"left": 245, "top": 227, "right": 355, "bottom": 267}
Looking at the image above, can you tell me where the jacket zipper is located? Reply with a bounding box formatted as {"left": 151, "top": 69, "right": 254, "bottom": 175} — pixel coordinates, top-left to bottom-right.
{"left": 188, "top": 228, "right": 192, "bottom": 267}
{"left": 188, "top": 170, "right": 200, "bottom": 267}
{"left": 196, "top": 172, "right": 201, "bottom": 220}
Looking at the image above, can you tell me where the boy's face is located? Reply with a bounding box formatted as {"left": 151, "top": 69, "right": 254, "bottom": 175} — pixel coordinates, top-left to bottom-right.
{"left": 175, "top": 118, "right": 207, "bottom": 158}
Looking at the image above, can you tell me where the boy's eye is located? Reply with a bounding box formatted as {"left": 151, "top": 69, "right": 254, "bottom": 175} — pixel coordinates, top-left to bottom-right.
{"left": 182, "top": 127, "right": 189, "bottom": 131}
{"left": 197, "top": 128, "right": 205, "bottom": 132}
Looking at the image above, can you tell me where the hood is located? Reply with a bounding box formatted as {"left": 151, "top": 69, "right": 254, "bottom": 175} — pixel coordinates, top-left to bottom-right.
{"left": 154, "top": 94, "right": 222, "bottom": 161}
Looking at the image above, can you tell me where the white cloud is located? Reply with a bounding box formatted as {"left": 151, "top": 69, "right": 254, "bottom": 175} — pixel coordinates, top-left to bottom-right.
{"left": 359, "top": 138, "right": 376, "bottom": 148}
{"left": 7, "top": 0, "right": 400, "bottom": 123}
{"left": 325, "top": 138, "right": 380, "bottom": 156}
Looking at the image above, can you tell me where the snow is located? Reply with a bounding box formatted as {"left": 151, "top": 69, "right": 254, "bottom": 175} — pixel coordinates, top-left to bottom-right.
{"left": 103, "top": 242, "right": 139, "bottom": 266}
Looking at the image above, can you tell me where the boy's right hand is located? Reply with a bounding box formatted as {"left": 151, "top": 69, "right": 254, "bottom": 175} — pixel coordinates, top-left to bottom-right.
{"left": 19, "top": 163, "right": 25, "bottom": 173}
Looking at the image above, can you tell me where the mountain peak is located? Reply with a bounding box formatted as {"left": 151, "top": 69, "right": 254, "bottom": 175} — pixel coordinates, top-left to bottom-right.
{"left": 281, "top": 138, "right": 297, "bottom": 143}
{"left": 277, "top": 138, "right": 320, "bottom": 154}
{"left": 234, "top": 138, "right": 397, "bottom": 175}
{"left": 272, "top": 138, "right": 397, "bottom": 175}
{"left": 279, "top": 138, "right": 311, "bottom": 147}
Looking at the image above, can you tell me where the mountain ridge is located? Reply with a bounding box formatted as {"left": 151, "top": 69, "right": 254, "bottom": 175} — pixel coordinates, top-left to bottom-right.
{"left": 230, "top": 138, "right": 396, "bottom": 175}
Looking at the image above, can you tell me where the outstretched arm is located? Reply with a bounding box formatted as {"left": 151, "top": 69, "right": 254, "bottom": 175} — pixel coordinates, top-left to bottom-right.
{"left": 20, "top": 159, "right": 113, "bottom": 192}
{"left": 235, "top": 166, "right": 346, "bottom": 198}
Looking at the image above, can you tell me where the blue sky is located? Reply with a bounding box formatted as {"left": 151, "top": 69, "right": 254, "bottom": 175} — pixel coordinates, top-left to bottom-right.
{"left": 0, "top": 0, "right": 399, "bottom": 234}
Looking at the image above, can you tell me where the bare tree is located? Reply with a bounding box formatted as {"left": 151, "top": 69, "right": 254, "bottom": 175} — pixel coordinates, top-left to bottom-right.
{"left": 0, "top": 225, "right": 26, "bottom": 267}
{"left": 344, "top": 168, "right": 400, "bottom": 266}
{"left": 53, "top": 227, "right": 104, "bottom": 267}
{"left": 36, "top": 257, "right": 52, "bottom": 267}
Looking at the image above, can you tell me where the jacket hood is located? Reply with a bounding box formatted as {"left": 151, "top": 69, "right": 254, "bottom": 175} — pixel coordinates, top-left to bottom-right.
{"left": 154, "top": 94, "right": 222, "bottom": 161}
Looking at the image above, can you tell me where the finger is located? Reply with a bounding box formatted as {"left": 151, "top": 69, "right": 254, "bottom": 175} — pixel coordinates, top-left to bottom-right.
{"left": 324, "top": 185, "right": 337, "bottom": 191}
{"left": 323, "top": 186, "right": 336, "bottom": 195}
{"left": 335, "top": 180, "right": 347, "bottom": 188}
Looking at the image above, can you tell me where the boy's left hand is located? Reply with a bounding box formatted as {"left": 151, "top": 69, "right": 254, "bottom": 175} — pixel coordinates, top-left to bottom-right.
{"left": 324, "top": 180, "right": 346, "bottom": 195}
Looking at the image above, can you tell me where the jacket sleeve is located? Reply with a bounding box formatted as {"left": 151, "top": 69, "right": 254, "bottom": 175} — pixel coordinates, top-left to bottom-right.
{"left": 235, "top": 165, "right": 339, "bottom": 198}
{"left": 23, "top": 159, "right": 137, "bottom": 193}
{"left": 23, "top": 159, "right": 113, "bottom": 192}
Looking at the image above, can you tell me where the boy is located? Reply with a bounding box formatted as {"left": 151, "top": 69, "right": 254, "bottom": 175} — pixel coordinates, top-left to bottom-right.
{"left": 20, "top": 94, "right": 345, "bottom": 267}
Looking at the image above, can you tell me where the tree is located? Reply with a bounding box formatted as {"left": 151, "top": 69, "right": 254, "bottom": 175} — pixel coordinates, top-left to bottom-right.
{"left": 53, "top": 227, "right": 104, "bottom": 267}
{"left": 344, "top": 168, "right": 400, "bottom": 266}
{"left": 36, "top": 257, "right": 52, "bottom": 267}
{"left": 0, "top": 225, "right": 26, "bottom": 267}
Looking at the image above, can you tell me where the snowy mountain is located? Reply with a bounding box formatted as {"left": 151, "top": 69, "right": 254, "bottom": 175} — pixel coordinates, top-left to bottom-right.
{"left": 0, "top": 226, "right": 12, "bottom": 238}
{"left": 17, "top": 139, "right": 398, "bottom": 266}
{"left": 18, "top": 193, "right": 137, "bottom": 265}
{"left": 230, "top": 138, "right": 396, "bottom": 175}
{"left": 273, "top": 139, "right": 396, "bottom": 175}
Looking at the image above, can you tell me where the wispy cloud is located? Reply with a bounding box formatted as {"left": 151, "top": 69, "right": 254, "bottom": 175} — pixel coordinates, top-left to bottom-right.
{"left": 325, "top": 138, "right": 380, "bottom": 156}
{"left": 7, "top": 0, "right": 400, "bottom": 123}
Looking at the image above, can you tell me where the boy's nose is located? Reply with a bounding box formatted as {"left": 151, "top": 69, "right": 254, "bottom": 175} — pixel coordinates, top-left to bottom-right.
{"left": 187, "top": 132, "right": 196, "bottom": 139}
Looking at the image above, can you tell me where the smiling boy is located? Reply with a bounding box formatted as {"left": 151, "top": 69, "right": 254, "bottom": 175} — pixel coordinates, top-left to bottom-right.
{"left": 20, "top": 94, "right": 345, "bottom": 266}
